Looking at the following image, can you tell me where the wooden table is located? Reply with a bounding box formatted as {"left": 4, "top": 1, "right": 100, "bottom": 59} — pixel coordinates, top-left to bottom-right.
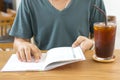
{"left": 0, "top": 50, "right": 120, "bottom": 80}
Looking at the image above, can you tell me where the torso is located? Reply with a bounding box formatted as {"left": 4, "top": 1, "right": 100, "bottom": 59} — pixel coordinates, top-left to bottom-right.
{"left": 31, "top": 0, "right": 91, "bottom": 49}
{"left": 10, "top": 0, "right": 105, "bottom": 50}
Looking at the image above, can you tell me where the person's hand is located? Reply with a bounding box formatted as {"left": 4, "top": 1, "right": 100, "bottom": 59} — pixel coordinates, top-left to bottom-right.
{"left": 14, "top": 38, "right": 41, "bottom": 62}
{"left": 72, "top": 36, "right": 94, "bottom": 52}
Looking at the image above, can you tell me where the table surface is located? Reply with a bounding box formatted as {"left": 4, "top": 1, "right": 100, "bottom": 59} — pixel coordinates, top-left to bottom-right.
{"left": 0, "top": 50, "right": 120, "bottom": 80}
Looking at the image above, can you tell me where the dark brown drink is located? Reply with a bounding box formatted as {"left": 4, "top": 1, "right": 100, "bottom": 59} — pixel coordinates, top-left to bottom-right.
{"left": 94, "top": 22, "right": 116, "bottom": 59}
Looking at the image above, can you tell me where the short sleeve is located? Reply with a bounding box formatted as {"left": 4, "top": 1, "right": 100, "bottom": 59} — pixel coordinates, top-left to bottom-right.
{"left": 9, "top": 0, "right": 33, "bottom": 39}
{"left": 89, "top": 0, "right": 106, "bottom": 34}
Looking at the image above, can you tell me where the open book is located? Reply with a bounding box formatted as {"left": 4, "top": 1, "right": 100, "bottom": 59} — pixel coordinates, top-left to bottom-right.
{"left": 1, "top": 47, "right": 85, "bottom": 72}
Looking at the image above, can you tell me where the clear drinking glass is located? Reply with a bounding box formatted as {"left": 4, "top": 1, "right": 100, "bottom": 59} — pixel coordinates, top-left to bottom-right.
{"left": 93, "top": 22, "right": 117, "bottom": 62}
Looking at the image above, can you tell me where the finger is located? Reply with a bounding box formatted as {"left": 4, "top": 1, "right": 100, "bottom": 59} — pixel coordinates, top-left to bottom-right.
{"left": 72, "top": 36, "right": 85, "bottom": 47}
{"left": 24, "top": 47, "right": 32, "bottom": 62}
{"left": 16, "top": 51, "right": 22, "bottom": 61}
{"left": 19, "top": 48, "right": 26, "bottom": 62}
{"left": 80, "top": 41, "right": 87, "bottom": 51}
{"left": 82, "top": 40, "right": 93, "bottom": 49}
{"left": 33, "top": 50, "right": 41, "bottom": 63}
{"left": 30, "top": 44, "right": 41, "bottom": 62}
{"left": 80, "top": 40, "right": 93, "bottom": 52}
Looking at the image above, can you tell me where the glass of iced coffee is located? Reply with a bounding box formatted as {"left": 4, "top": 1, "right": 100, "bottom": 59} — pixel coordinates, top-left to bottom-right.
{"left": 93, "top": 22, "right": 116, "bottom": 62}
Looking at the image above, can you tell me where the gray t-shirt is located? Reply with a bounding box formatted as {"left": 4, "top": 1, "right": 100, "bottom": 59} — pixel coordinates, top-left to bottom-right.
{"left": 9, "top": 0, "right": 105, "bottom": 50}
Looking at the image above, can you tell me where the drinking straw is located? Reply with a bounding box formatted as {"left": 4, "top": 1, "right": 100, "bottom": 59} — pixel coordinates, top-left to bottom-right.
{"left": 93, "top": 5, "right": 107, "bottom": 26}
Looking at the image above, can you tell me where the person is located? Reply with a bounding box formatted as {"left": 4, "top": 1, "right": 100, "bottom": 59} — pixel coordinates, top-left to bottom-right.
{"left": 9, "top": 0, "right": 105, "bottom": 62}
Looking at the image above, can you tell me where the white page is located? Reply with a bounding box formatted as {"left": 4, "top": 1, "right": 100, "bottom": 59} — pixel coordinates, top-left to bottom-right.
{"left": 45, "top": 47, "right": 75, "bottom": 63}
{"left": 1, "top": 53, "right": 47, "bottom": 72}
{"left": 43, "top": 47, "right": 86, "bottom": 70}
{"left": 45, "top": 47, "right": 85, "bottom": 64}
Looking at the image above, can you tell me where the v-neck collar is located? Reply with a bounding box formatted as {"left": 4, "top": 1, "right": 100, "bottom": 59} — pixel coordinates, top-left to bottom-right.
{"left": 45, "top": 0, "right": 73, "bottom": 13}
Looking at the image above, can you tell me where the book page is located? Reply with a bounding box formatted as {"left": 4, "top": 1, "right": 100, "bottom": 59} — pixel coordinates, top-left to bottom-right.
{"left": 45, "top": 47, "right": 75, "bottom": 63}
{"left": 1, "top": 53, "right": 47, "bottom": 72}
{"left": 43, "top": 47, "right": 85, "bottom": 70}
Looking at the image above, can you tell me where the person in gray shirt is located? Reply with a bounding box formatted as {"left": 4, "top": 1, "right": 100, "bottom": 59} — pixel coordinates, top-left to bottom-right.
{"left": 9, "top": 0, "right": 105, "bottom": 62}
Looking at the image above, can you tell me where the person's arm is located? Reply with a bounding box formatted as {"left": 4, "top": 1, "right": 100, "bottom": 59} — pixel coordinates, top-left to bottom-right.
{"left": 72, "top": 36, "right": 94, "bottom": 52}
{"left": 14, "top": 37, "right": 41, "bottom": 62}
